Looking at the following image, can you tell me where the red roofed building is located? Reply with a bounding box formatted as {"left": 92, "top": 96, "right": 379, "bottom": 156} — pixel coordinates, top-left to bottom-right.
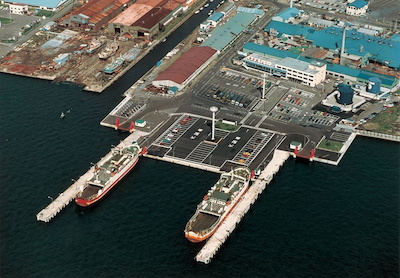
{"left": 108, "top": 0, "right": 186, "bottom": 40}
{"left": 153, "top": 46, "right": 218, "bottom": 90}
{"left": 65, "top": 0, "right": 133, "bottom": 31}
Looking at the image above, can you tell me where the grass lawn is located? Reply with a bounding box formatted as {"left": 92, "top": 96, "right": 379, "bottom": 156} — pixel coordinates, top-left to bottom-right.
{"left": 317, "top": 139, "right": 343, "bottom": 152}
{"left": 362, "top": 105, "right": 400, "bottom": 135}
{"left": 215, "top": 122, "right": 239, "bottom": 132}
{"left": 35, "top": 10, "right": 54, "bottom": 17}
{"left": 0, "top": 17, "right": 13, "bottom": 24}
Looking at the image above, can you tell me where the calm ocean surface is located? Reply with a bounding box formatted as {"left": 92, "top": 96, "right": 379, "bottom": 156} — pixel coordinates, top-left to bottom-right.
{"left": 1, "top": 71, "right": 399, "bottom": 278}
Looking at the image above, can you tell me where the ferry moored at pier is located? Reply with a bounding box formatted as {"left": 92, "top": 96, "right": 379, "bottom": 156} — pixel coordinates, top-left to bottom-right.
{"left": 75, "top": 142, "right": 143, "bottom": 207}
{"left": 184, "top": 167, "right": 251, "bottom": 243}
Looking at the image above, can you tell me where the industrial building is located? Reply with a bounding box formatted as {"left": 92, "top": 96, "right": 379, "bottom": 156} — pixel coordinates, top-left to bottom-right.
{"left": 206, "top": 12, "right": 224, "bottom": 27}
{"left": 1, "top": 0, "right": 67, "bottom": 11}
{"left": 108, "top": 0, "right": 186, "bottom": 41}
{"left": 243, "top": 54, "right": 326, "bottom": 87}
{"left": 264, "top": 21, "right": 400, "bottom": 70}
{"left": 240, "top": 42, "right": 399, "bottom": 89}
{"left": 236, "top": 6, "right": 264, "bottom": 17}
{"left": 271, "top": 7, "right": 300, "bottom": 23}
{"left": 153, "top": 46, "right": 218, "bottom": 90}
{"left": 202, "top": 12, "right": 257, "bottom": 52}
{"left": 65, "top": 0, "right": 133, "bottom": 31}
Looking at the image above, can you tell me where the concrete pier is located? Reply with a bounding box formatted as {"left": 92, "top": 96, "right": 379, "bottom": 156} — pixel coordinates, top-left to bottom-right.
{"left": 36, "top": 130, "right": 149, "bottom": 222}
{"left": 195, "top": 150, "right": 290, "bottom": 264}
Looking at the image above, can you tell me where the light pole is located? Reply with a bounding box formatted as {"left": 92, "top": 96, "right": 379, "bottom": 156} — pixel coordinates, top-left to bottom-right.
{"left": 210, "top": 106, "right": 218, "bottom": 141}
{"left": 261, "top": 72, "right": 266, "bottom": 100}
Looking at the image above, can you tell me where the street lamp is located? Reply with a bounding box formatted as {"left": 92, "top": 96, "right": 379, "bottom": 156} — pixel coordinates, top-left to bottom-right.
{"left": 261, "top": 72, "right": 267, "bottom": 100}
{"left": 210, "top": 106, "right": 218, "bottom": 141}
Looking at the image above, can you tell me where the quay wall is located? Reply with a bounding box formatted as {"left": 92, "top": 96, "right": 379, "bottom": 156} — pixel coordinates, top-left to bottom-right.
{"left": 143, "top": 154, "right": 222, "bottom": 174}
{"left": 355, "top": 130, "right": 400, "bottom": 142}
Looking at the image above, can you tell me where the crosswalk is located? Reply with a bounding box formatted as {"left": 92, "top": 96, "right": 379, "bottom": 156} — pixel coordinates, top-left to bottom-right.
{"left": 185, "top": 142, "right": 217, "bottom": 163}
{"left": 330, "top": 132, "right": 350, "bottom": 142}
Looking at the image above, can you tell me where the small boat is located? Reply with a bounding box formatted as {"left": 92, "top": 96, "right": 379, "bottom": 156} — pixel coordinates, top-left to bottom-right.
{"left": 204, "top": 3, "right": 209, "bottom": 7}
{"left": 60, "top": 112, "right": 65, "bottom": 119}
{"left": 162, "top": 38, "right": 167, "bottom": 43}
{"left": 195, "top": 10, "right": 200, "bottom": 14}
{"left": 200, "top": 7, "right": 203, "bottom": 10}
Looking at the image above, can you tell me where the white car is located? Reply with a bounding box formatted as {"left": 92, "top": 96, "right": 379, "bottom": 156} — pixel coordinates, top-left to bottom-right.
{"left": 235, "top": 136, "right": 241, "bottom": 140}
{"left": 190, "top": 135, "right": 196, "bottom": 140}
{"left": 197, "top": 128, "right": 203, "bottom": 132}
{"left": 194, "top": 132, "right": 200, "bottom": 136}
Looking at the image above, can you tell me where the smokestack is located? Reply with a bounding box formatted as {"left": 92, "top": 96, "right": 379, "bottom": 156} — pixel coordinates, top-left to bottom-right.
{"left": 340, "top": 27, "right": 346, "bottom": 66}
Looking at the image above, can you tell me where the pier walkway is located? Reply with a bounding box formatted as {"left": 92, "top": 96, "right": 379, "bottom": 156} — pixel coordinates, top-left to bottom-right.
{"left": 36, "top": 130, "right": 149, "bottom": 222}
{"left": 195, "top": 150, "right": 290, "bottom": 264}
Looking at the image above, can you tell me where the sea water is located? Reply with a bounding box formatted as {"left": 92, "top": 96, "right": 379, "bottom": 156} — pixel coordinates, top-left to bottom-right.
{"left": 0, "top": 72, "right": 398, "bottom": 278}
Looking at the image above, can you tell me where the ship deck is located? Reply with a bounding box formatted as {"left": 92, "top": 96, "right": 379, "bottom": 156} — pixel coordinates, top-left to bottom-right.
{"left": 80, "top": 184, "right": 101, "bottom": 199}
{"left": 191, "top": 212, "right": 219, "bottom": 233}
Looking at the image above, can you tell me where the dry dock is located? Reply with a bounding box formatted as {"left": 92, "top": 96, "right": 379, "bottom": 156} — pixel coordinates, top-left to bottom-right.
{"left": 36, "top": 130, "right": 149, "bottom": 222}
{"left": 195, "top": 149, "right": 290, "bottom": 264}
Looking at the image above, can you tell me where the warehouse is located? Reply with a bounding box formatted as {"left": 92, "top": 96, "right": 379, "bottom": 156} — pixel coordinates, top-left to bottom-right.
{"left": 108, "top": 0, "right": 185, "bottom": 40}
{"left": 65, "top": 0, "right": 133, "bottom": 31}
{"left": 153, "top": 46, "right": 218, "bottom": 90}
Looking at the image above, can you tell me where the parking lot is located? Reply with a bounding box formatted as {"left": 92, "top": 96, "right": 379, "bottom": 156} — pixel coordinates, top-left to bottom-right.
{"left": 147, "top": 114, "right": 284, "bottom": 171}
{"left": 195, "top": 68, "right": 274, "bottom": 111}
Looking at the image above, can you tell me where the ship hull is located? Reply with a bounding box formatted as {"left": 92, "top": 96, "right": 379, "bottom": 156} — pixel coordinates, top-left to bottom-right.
{"left": 184, "top": 188, "right": 248, "bottom": 243}
{"left": 75, "top": 151, "right": 139, "bottom": 207}
{"left": 184, "top": 168, "right": 251, "bottom": 243}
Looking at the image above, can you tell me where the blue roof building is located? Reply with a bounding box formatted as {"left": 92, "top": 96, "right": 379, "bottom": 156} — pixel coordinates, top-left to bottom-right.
{"left": 264, "top": 21, "right": 400, "bottom": 70}
{"left": 265, "top": 20, "right": 314, "bottom": 38}
{"left": 202, "top": 13, "right": 257, "bottom": 51}
{"left": 346, "top": 0, "right": 369, "bottom": 16}
{"left": 237, "top": 6, "right": 264, "bottom": 16}
{"left": 271, "top": 7, "right": 300, "bottom": 23}
{"left": 207, "top": 12, "right": 224, "bottom": 26}
{"left": 4, "top": 0, "right": 66, "bottom": 10}
{"left": 240, "top": 42, "right": 398, "bottom": 89}
{"left": 347, "top": 0, "right": 368, "bottom": 9}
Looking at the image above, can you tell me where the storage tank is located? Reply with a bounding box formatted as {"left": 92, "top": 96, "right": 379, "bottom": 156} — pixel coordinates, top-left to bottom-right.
{"left": 367, "top": 77, "right": 381, "bottom": 94}
{"left": 336, "top": 83, "right": 353, "bottom": 105}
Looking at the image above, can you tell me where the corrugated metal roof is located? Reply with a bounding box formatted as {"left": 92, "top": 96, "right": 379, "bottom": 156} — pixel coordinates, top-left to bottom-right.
{"left": 154, "top": 46, "right": 217, "bottom": 84}
{"left": 110, "top": 0, "right": 183, "bottom": 27}
{"left": 207, "top": 12, "right": 224, "bottom": 22}
{"left": 71, "top": 0, "right": 129, "bottom": 25}
{"left": 202, "top": 13, "right": 256, "bottom": 51}
{"left": 265, "top": 21, "right": 400, "bottom": 69}
{"left": 241, "top": 42, "right": 398, "bottom": 87}
{"left": 265, "top": 20, "right": 314, "bottom": 37}
{"left": 272, "top": 7, "right": 300, "bottom": 20}
{"left": 242, "top": 42, "right": 298, "bottom": 59}
{"left": 134, "top": 6, "right": 172, "bottom": 29}
{"left": 237, "top": 6, "right": 264, "bottom": 15}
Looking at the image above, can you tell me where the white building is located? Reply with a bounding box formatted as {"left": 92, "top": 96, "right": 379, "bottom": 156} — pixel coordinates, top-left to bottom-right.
{"left": 276, "top": 58, "right": 326, "bottom": 87}
{"left": 243, "top": 55, "right": 326, "bottom": 87}
{"left": 9, "top": 3, "right": 28, "bottom": 14}
{"left": 346, "top": 0, "right": 368, "bottom": 16}
{"left": 2, "top": 0, "right": 67, "bottom": 11}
